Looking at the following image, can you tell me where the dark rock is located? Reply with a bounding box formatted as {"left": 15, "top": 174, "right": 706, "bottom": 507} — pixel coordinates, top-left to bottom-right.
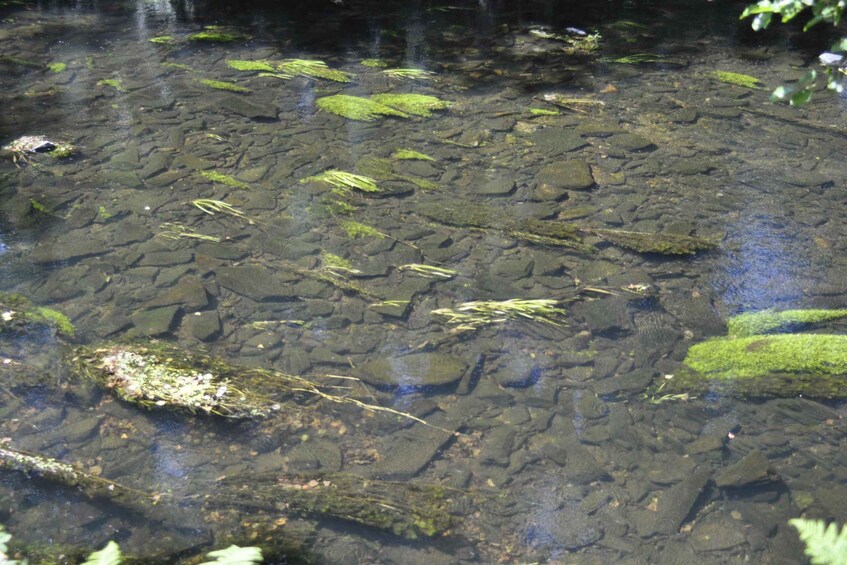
{"left": 606, "top": 133, "right": 655, "bottom": 152}
{"left": 187, "top": 311, "right": 221, "bottom": 341}
{"left": 575, "top": 120, "right": 626, "bottom": 137}
{"left": 101, "top": 169, "right": 143, "bottom": 189}
{"left": 785, "top": 171, "right": 832, "bottom": 188}
{"left": 130, "top": 305, "right": 180, "bottom": 336}
{"left": 138, "top": 152, "right": 170, "bottom": 179}
{"left": 715, "top": 450, "right": 779, "bottom": 488}
{"left": 66, "top": 205, "right": 99, "bottom": 229}
{"left": 690, "top": 520, "right": 746, "bottom": 552}
{"left": 479, "top": 427, "right": 516, "bottom": 467}
{"left": 31, "top": 236, "right": 110, "bottom": 263}
{"left": 642, "top": 469, "right": 710, "bottom": 536}
{"left": 476, "top": 177, "right": 516, "bottom": 196}
{"left": 216, "top": 266, "right": 297, "bottom": 301}
{"left": 595, "top": 368, "right": 656, "bottom": 396}
{"left": 146, "top": 279, "right": 208, "bottom": 311}
{"left": 139, "top": 250, "right": 193, "bottom": 267}
{"left": 581, "top": 297, "right": 632, "bottom": 335}
{"left": 355, "top": 353, "right": 468, "bottom": 388}
{"left": 285, "top": 438, "right": 342, "bottom": 472}
{"left": 667, "top": 158, "right": 715, "bottom": 176}
{"left": 669, "top": 109, "right": 698, "bottom": 123}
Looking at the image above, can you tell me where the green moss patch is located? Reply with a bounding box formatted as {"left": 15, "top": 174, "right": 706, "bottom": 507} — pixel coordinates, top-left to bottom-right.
{"left": 47, "top": 62, "right": 66, "bottom": 73}
{"left": 392, "top": 149, "right": 435, "bottom": 161}
{"left": 97, "top": 78, "right": 124, "bottom": 91}
{"left": 278, "top": 59, "right": 353, "bottom": 82}
{"left": 361, "top": 58, "right": 389, "bottom": 67}
{"left": 728, "top": 309, "right": 847, "bottom": 337}
{"left": 149, "top": 36, "right": 174, "bottom": 44}
{"left": 198, "top": 79, "right": 251, "bottom": 93}
{"left": 189, "top": 30, "right": 239, "bottom": 42}
{"left": 707, "top": 70, "right": 762, "bottom": 89}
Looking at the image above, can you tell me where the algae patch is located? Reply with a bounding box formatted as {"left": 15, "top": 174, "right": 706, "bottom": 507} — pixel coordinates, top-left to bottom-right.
{"left": 371, "top": 93, "right": 450, "bottom": 117}
{"left": 198, "top": 78, "right": 251, "bottom": 93}
{"left": 393, "top": 149, "right": 435, "bottom": 161}
{"left": 227, "top": 59, "right": 276, "bottom": 72}
{"left": 316, "top": 95, "right": 408, "bottom": 121}
{"left": 708, "top": 70, "right": 762, "bottom": 89}
{"left": 200, "top": 170, "right": 250, "bottom": 189}
{"left": 728, "top": 309, "right": 847, "bottom": 337}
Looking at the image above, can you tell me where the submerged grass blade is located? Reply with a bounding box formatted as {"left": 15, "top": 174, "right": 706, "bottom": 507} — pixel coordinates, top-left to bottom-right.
{"left": 277, "top": 59, "right": 354, "bottom": 82}
{"left": 197, "top": 78, "right": 251, "bottom": 93}
{"left": 398, "top": 264, "right": 457, "bottom": 279}
{"left": 370, "top": 93, "right": 450, "bottom": 117}
{"left": 302, "top": 170, "right": 381, "bottom": 193}
{"left": 158, "top": 223, "right": 222, "bottom": 243}
{"left": 382, "top": 68, "right": 435, "bottom": 79}
{"left": 191, "top": 199, "right": 252, "bottom": 223}
{"left": 227, "top": 59, "right": 275, "bottom": 72}
{"left": 432, "top": 299, "right": 567, "bottom": 332}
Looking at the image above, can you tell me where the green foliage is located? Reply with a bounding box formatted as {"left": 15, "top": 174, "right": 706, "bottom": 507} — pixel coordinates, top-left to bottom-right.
{"left": 189, "top": 30, "right": 238, "bottom": 42}
{"left": 741, "top": 0, "right": 845, "bottom": 104}
{"left": 32, "top": 306, "right": 75, "bottom": 337}
{"left": 392, "top": 148, "right": 435, "bottom": 161}
{"left": 529, "top": 108, "right": 561, "bottom": 116}
{"left": 197, "top": 79, "right": 251, "bottom": 93}
{"left": 0, "top": 524, "right": 25, "bottom": 565}
{"left": 149, "top": 35, "right": 174, "bottom": 44}
{"left": 47, "top": 62, "right": 66, "bottom": 73}
{"left": 81, "top": 541, "right": 122, "bottom": 565}
{"left": 200, "top": 170, "right": 250, "bottom": 189}
{"left": 277, "top": 59, "right": 353, "bottom": 82}
{"left": 708, "top": 70, "right": 762, "bottom": 89}
{"left": 370, "top": 93, "right": 450, "bottom": 117}
{"left": 316, "top": 94, "right": 408, "bottom": 121}
{"left": 199, "top": 545, "right": 263, "bottom": 565}
{"left": 609, "top": 53, "right": 666, "bottom": 64}
{"left": 728, "top": 309, "right": 847, "bottom": 337}
{"left": 382, "top": 68, "right": 435, "bottom": 79}
{"left": 432, "top": 299, "right": 567, "bottom": 333}
{"left": 227, "top": 60, "right": 275, "bottom": 72}
{"left": 789, "top": 518, "right": 847, "bottom": 565}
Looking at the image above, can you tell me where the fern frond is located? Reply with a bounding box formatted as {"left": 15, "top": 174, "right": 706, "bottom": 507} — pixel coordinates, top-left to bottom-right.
{"left": 790, "top": 518, "right": 847, "bottom": 565}
{"left": 82, "top": 541, "right": 123, "bottom": 565}
{"left": 199, "top": 545, "right": 263, "bottom": 564}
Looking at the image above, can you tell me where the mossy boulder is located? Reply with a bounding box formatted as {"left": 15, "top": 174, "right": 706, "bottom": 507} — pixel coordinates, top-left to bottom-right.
{"left": 0, "top": 292, "right": 75, "bottom": 337}
{"left": 666, "top": 333, "right": 847, "bottom": 398}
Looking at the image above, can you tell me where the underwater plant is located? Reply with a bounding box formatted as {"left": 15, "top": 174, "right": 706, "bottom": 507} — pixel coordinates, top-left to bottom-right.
{"left": 370, "top": 93, "right": 450, "bottom": 117}
{"left": 189, "top": 29, "right": 239, "bottom": 42}
{"left": 361, "top": 58, "right": 389, "bottom": 67}
{"left": 341, "top": 220, "right": 387, "bottom": 239}
{"left": 382, "top": 68, "right": 435, "bottom": 79}
{"left": 321, "top": 252, "right": 362, "bottom": 276}
{"left": 790, "top": 518, "right": 847, "bottom": 565}
{"left": 432, "top": 299, "right": 567, "bottom": 333}
{"left": 97, "top": 78, "right": 124, "bottom": 91}
{"left": 392, "top": 148, "right": 435, "bottom": 161}
{"left": 728, "top": 309, "right": 847, "bottom": 337}
{"left": 301, "top": 170, "right": 381, "bottom": 194}
{"left": 157, "top": 223, "right": 221, "bottom": 243}
{"left": 226, "top": 59, "right": 275, "bottom": 72}
{"left": 199, "top": 170, "right": 250, "bottom": 189}
{"left": 47, "top": 62, "right": 66, "bottom": 73}
{"left": 316, "top": 95, "right": 408, "bottom": 121}
{"left": 398, "top": 264, "right": 457, "bottom": 279}
{"left": 277, "top": 59, "right": 353, "bottom": 82}
{"left": 191, "top": 199, "right": 253, "bottom": 223}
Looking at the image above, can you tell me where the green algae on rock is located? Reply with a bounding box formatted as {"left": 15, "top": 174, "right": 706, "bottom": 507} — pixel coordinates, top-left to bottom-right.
{"left": 197, "top": 78, "right": 251, "bottom": 93}
{"left": 301, "top": 170, "right": 381, "bottom": 194}
{"left": 277, "top": 59, "right": 353, "bottom": 82}
{"left": 316, "top": 94, "right": 408, "bottom": 121}
{"left": 149, "top": 35, "right": 174, "bottom": 44}
{"left": 667, "top": 334, "right": 847, "bottom": 398}
{"left": 47, "top": 62, "right": 66, "bottom": 73}
{"left": 0, "top": 292, "right": 75, "bottom": 337}
{"left": 371, "top": 93, "right": 449, "bottom": 117}
{"left": 189, "top": 28, "right": 239, "bottom": 42}
{"left": 360, "top": 58, "right": 389, "bottom": 67}
{"left": 728, "top": 309, "right": 847, "bottom": 337}
{"left": 392, "top": 148, "right": 435, "bottom": 161}
{"left": 707, "top": 70, "right": 762, "bottom": 89}
{"left": 97, "top": 78, "right": 123, "bottom": 91}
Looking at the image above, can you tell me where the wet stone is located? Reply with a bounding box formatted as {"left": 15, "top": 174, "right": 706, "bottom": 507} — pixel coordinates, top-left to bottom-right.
{"left": 690, "top": 520, "right": 746, "bottom": 552}
{"left": 187, "top": 311, "right": 221, "bottom": 342}
{"left": 66, "top": 205, "right": 99, "bottom": 229}
{"left": 715, "top": 450, "right": 779, "bottom": 488}
{"left": 666, "top": 158, "right": 715, "bottom": 175}
{"left": 138, "top": 152, "right": 169, "bottom": 179}
{"left": 669, "top": 108, "right": 699, "bottom": 123}
{"left": 130, "top": 305, "right": 180, "bottom": 336}
{"left": 216, "top": 266, "right": 298, "bottom": 301}
{"left": 236, "top": 165, "right": 269, "bottom": 183}
{"left": 355, "top": 353, "right": 468, "bottom": 388}
{"left": 530, "top": 128, "right": 588, "bottom": 154}
{"left": 285, "top": 438, "right": 343, "bottom": 472}
{"left": 525, "top": 503, "right": 604, "bottom": 551}
{"left": 476, "top": 177, "right": 516, "bottom": 196}
{"left": 606, "top": 133, "right": 655, "bottom": 152}
{"left": 784, "top": 171, "right": 832, "bottom": 188}
{"left": 146, "top": 279, "right": 208, "bottom": 311}
{"left": 215, "top": 94, "right": 279, "bottom": 120}
{"left": 575, "top": 120, "right": 626, "bottom": 137}
{"left": 479, "top": 427, "right": 516, "bottom": 467}
{"left": 642, "top": 469, "right": 710, "bottom": 537}
{"left": 101, "top": 169, "right": 143, "bottom": 189}
{"left": 536, "top": 159, "right": 594, "bottom": 193}
{"left": 580, "top": 296, "right": 632, "bottom": 336}
{"left": 490, "top": 255, "right": 534, "bottom": 280}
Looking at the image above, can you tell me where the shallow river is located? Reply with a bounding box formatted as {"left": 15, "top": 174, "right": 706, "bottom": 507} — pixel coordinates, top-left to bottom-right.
{"left": 1, "top": 0, "right": 847, "bottom": 563}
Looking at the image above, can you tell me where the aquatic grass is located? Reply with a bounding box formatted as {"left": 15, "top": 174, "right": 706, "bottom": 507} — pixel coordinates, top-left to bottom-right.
{"left": 199, "top": 170, "right": 250, "bottom": 189}
{"left": 432, "top": 299, "right": 567, "bottom": 332}
{"left": 302, "top": 170, "right": 381, "bottom": 194}
{"left": 341, "top": 220, "right": 386, "bottom": 239}
{"left": 277, "top": 59, "right": 354, "bottom": 82}
{"left": 540, "top": 94, "right": 604, "bottom": 111}
{"left": 708, "top": 70, "right": 762, "bottom": 89}
{"left": 191, "top": 199, "right": 252, "bottom": 223}
{"left": 398, "top": 264, "right": 457, "bottom": 279}
{"left": 189, "top": 30, "right": 239, "bottom": 42}
{"left": 257, "top": 72, "right": 293, "bottom": 80}
{"left": 162, "top": 62, "right": 194, "bottom": 71}
{"left": 529, "top": 108, "right": 561, "bottom": 116}
{"left": 321, "top": 252, "right": 362, "bottom": 275}
{"left": 47, "top": 62, "right": 66, "bottom": 73}
{"left": 371, "top": 93, "right": 450, "bottom": 117}
{"left": 608, "top": 53, "right": 666, "bottom": 64}
{"left": 158, "top": 223, "right": 222, "bottom": 243}
{"left": 382, "top": 68, "right": 435, "bottom": 79}
{"left": 227, "top": 59, "right": 275, "bottom": 72}
{"left": 316, "top": 94, "right": 408, "bottom": 121}
{"left": 197, "top": 78, "right": 251, "bottom": 93}
{"left": 392, "top": 148, "right": 435, "bottom": 161}
{"left": 149, "top": 35, "right": 175, "bottom": 44}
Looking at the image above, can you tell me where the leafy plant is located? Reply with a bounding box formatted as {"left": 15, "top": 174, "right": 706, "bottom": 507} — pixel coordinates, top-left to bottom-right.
{"left": 370, "top": 93, "right": 450, "bottom": 117}
{"left": 708, "top": 70, "right": 762, "bottom": 89}
{"left": 790, "top": 518, "right": 847, "bottom": 565}
{"left": 81, "top": 541, "right": 122, "bottom": 565}
{"left": 301, "top": 170, "right": 381, "bottom": 194}
{"left": 277, "top": 59, "right": 353, "bottom": 82}
{"left": 197, "top": 79, "right": 251, "bottom": 93}
{"left": 382, "top": 68, "right": 435, "bottom": 79}
{"left": 199, "top": 545, "right": 263, "bottom": 565}
{"left": 316, "top": 94, "right": 408, "bottom": 121}
{"left": 740, "top": 0, "right": 846, "bottom": 105}
{"left": 226, "top": 60, "right": 275, "bottom": 72}
{"left": 149, "top": 35, "right": 174, "bottom": 44}
{"left": 392, "top": 148, "right": 435, "bottom": 161}
{"left": 200, "top": 170, "right": 250, "bottom": 189}
{"left": 341, "top": 220, "right": 386, "bottom": 239}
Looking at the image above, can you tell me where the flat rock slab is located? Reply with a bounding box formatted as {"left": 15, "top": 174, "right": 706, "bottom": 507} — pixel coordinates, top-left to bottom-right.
{"left": 355, "top": 353, "right": 468, "bottom": 388}
{"left": 536, "top": 159, "right": 594, "bottom": 192}
{"left": 530, "top": 128, "right": 588, "bottom": 155}
{"left": 216, "top": 266, "right": 298, "bottom": 301}
{"left": 215, "top": 94, "right": 279, "bottom": 120}
{"left": 130, "top": 305, "right": 180, "bottom": 336}
{"left": 187, "top": 311, "right": 221, "bottom": 341}
{"left": 642, "top": 469, "right": 710, "bottom": 536}
{"left": 715, "top": 449, "right": 778, "bottom": 488}
{"left": 606, "top": 133, "right": 655, "bottom": 152}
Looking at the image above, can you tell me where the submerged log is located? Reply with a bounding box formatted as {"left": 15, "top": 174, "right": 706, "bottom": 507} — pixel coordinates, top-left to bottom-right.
{"left": 207, "top": 472, "right": 456, "bottom": 539}
{"left": 416, "top": 201, "right": 716, "bottom": 256}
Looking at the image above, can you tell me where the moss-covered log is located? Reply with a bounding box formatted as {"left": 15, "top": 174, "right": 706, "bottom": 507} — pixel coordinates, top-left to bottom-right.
{"left": 664, "top": 334, "right": 847, "bottom": 398}
{"left": 208, "top": 472, "right": 456, "bottom": 539}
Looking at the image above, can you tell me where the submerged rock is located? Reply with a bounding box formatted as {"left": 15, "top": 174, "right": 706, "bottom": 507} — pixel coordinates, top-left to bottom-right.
{"left": 355, "top": 353, "right": 468, "bottom": 388}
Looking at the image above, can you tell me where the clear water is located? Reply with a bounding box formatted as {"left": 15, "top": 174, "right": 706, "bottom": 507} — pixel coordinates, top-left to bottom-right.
{"left": 1, "top": 0, "right": 847, "bottom": 562}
